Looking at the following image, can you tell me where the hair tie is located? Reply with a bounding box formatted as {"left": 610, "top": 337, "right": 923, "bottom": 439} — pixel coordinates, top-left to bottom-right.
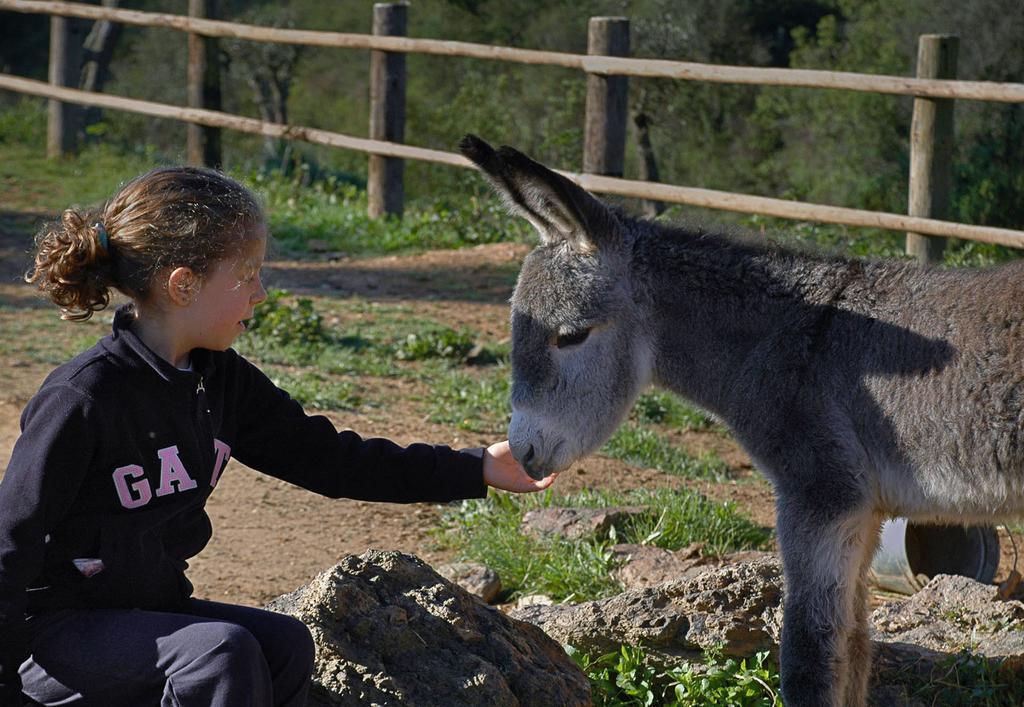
{"left": 94, "top": 222, "right": 110, "bottom": 252}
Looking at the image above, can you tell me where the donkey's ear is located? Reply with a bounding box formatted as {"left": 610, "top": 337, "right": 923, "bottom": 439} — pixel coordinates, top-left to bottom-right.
{"left": 459, "top": 134, "right": 619, "bottom": 253}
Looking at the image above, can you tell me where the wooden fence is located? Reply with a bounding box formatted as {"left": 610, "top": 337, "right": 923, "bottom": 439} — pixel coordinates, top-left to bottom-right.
{"left": 1, "top": 0, "right": 1023, "bottom": 258}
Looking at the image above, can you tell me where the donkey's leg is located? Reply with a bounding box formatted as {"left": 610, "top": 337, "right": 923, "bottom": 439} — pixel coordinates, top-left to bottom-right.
{"left": 776, "top": 497, "right": 878, "bottom": 707}
{"left": 842, "top": 515, "right": 882, "bottom": 706}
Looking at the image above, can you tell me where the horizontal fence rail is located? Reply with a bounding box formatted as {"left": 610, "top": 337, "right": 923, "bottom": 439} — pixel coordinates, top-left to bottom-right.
{"left": 4, "top": 72, "right": 1023, "bottom": 249}
{"left": 2, "top": 0, "right": 1024, "bottom": 103}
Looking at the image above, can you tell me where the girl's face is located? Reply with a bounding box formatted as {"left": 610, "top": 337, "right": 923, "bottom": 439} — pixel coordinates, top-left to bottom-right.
{"left": 187, "top": 225, "right": 268, "bottom": 352}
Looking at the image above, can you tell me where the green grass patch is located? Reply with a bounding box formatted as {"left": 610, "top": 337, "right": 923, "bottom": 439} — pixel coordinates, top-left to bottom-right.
{"left": 612, "top": 488, "right": 770, "bottom": 556}
{"left": 0, "top": 307, "right": 108, "bottom": 365}
{"left": 602, "top": 425, "right": 730, "bottom": 481}
{"left": 235, "top": 292, "right": 520, "bottom": 414}
{"left": 435, "top": 487, "right": 769, "bottom": 603}
{"left": 435, "top": 491, "right": 621, "bottom": 603}
{"left": 427, "top": 367, "right": 511, "bottom": 434}
{"left": 0, "top": 140, "right": 158, "bottom": 215}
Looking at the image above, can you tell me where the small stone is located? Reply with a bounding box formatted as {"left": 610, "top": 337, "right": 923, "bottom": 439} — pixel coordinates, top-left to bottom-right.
{"left": 520, "top": 506, "right": 646, "bottom": 541}
{"left": 515, "top": 594, "right": 555, "bottom": 609}
{"left": 437, "top": 562, "right": 502, "bottom": 604}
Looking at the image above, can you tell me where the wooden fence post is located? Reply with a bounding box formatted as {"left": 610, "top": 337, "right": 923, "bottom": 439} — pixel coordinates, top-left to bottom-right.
{"left": 583, "top": 17, "right": 630, "bottom": 177}
{"left": 187, "top": 0, "right": 222, "bottom": 167}
{"left": 47, "top": 16, "right": 85, "bottom": 158}
{"left": 907, "top": 34, "right": 958, "bottom": 264}
{"left": 368, "top": 3, "right": 407, "bottom": 219}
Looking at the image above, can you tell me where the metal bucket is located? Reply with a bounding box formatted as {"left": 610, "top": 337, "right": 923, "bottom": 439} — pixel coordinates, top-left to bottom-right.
{"left": 868, "top": 518, "right": 1000, "bottom": 594}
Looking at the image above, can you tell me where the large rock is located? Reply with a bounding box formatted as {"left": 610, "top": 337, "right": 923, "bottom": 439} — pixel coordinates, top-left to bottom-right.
{"left": 868, "top": 573, "right": 1024, "bottom": 704}
{"left": 872, "top": 573, "right": 1024, "bottom": 656}
{"left": 510, "top": 555, "right": 784, "bottom": 666}
{"left": 267, "top": 550, "right": 591, "bottom": 706}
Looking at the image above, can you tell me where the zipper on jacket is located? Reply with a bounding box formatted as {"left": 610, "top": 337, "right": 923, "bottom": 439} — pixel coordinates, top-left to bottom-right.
{"left": 194, "top": 375, "right": 215, "bottom": 477}
{"left": 196, "top": 376, "right": 210, "bottom": 415}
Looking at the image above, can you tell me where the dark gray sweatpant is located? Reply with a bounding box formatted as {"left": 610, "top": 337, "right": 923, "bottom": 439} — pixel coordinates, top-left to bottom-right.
{"left": 19, "top": 599, "right": 315, "bottom": 706}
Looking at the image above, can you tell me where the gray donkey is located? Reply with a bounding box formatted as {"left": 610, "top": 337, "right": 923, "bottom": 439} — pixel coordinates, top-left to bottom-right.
{"left": 459, "top": 134, "right": 1024, "bottom": 706}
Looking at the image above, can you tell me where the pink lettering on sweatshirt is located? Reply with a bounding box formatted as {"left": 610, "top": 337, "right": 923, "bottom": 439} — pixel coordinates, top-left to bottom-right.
{"left": 155, "top": 445, "right": 199, "bottom": 497}
{"left": 112, "top": 464, "right": 152, "bottom": 509}
{"left": 210, "top": 439, "right": 231, "bottom": 488}
{"left": 111, "top": 440, "right": 229, "bottom": 509}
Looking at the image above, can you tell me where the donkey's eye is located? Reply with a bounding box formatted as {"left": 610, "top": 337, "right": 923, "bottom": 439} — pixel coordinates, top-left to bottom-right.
{"left": 555, "top": 329, "right": 591, "bottom": 349}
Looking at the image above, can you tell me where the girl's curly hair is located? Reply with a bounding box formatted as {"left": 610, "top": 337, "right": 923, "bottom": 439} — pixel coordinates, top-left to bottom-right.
{"left": 26, "top": 166, "right": 264, "bottom": 321}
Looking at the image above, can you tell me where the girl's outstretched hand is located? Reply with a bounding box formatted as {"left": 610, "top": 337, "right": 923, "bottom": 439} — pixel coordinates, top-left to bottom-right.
{"left": 482, "top": 440, "right": 558, "bottom": 493}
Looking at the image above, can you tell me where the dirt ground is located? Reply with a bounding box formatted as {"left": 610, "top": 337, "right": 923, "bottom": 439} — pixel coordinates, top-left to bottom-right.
{"left": 0, "top": 211, "right": 1018, "bottom": 609}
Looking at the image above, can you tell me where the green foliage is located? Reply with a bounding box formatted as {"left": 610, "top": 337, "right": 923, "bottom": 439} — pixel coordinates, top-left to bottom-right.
{"left": 749, "top": 4, "right": 911, "bottom": 216}
{"left": 569, "top": 645, "right": 660, "bottom": 707}
{"left": 394, "top": 327, "right": 476, "bottom": 361}
{"left": 602, "top": 425, "right": 730, "bottom": 481}
{"left": 665, "top": 649, "right": 782, "bottom": 706}
{"left": 0, "top": 98, "right": 45, "bottom": 147}
{"left": 246, "top": 289, "right": 326, "bottom": 347}
{"left": 567, "top": 644, "right": 782, "bottom": 707}
{"left": 4, "top": 1, "right": 1024, "bottom": 261}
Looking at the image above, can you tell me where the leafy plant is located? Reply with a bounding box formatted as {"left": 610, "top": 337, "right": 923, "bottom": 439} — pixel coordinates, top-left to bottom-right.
{"left": 569, "top": 645, "right": 659, "bottom": 707}
{"left": 394, "top": 327, "right": 475, "bottom": 361}
{"left": 665, "top": 649, "right": 782, "bottom": 706}
{"left": 568, "top": 644, "right": 782, "bottom": 707}
{"left": 246, "top": 289, "right": 326, "bottom": 347}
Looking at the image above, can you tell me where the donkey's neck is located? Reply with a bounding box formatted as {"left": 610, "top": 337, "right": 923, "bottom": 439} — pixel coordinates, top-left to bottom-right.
{"left": 634, "top": 224, "right": 857, "bottom": 420}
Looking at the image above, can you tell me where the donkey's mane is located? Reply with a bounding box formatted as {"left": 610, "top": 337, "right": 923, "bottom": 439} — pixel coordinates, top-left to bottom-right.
{"left": 622, "top": 210, "right": 872, "bottom": 308}
{"left": 633, "top": 210, "right": 854, "bottom": 266}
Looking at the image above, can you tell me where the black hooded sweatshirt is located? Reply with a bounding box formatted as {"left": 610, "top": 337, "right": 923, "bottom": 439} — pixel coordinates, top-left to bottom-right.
{"left": 0, "top": 306, "right": 487, "bottom": 701}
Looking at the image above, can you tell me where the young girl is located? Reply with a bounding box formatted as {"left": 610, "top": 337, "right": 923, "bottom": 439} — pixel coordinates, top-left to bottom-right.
{"left": 0, "top": 167, "right": 555, "bottom": 707}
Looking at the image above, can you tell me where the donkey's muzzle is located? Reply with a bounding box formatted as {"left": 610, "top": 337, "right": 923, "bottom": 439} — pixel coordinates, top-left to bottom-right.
{"left": 511, "top": 440, "right": 549, "bottom": 480}
{"left": 520, "top": 444, "right": 545, "bottom": 480}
